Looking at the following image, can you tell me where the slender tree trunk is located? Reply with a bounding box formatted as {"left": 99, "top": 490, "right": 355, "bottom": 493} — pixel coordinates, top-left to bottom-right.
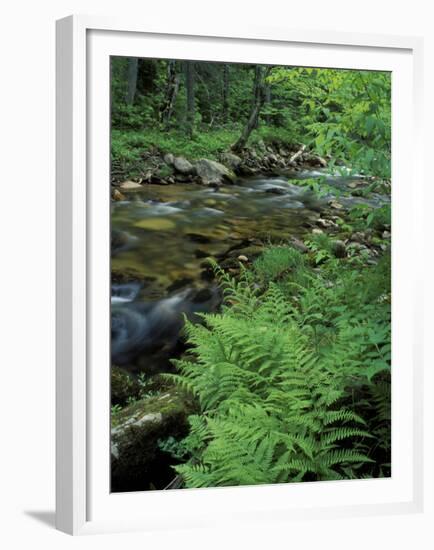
{"left": 251, "top": 65, "right": 262, "bottom": 130}
{"left": 232, "top": 66, "right": 271, "bottom": 153}
{"left": 252, "top": 66, "right": 261, "bottom": 105}
{"left": 222, "top": 64, "right": 229, "bottom": 123}
{"left": 264, "top": 84, "right": 271, "bottom": 124}
{"left": 125, "top": 57, "right": 138, "bottom": 105}
{"left": 185, "top": 61, "right": 195, "bottom": 138}
{"left": 161, "top": 60, "right": 180, "bottom": 125}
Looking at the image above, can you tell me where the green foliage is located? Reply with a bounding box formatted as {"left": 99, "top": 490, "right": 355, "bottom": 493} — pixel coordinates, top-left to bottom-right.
{"left": 304, "top": 233, "right": 335, "bottom": 265}
{"left": 167, "top": 248, "right": 391, "bottom": 488}
{"left": 268, "top": 67, "right": 391, "bottom": 178}
{"left": 157, "top": 436, "right": 189, "bottom": 460}
{"left": 253, "top": 245, "right": 305, "bottom": 282}
{"left": 347, "top": 203, "right": 391, "bottom": 232}
{"left": 111, "top": 57, "right": 391, "bottom": 179}
{"left": 111, "top": 128, "right": 241, "bottom": 175}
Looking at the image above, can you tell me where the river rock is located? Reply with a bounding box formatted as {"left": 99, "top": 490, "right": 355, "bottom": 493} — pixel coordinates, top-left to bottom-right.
{"left": 350, "top": 231, "right": 367, "bottom": 244}
{"left": 256, "top": 139, "right": 267, "bottom": 153}
{"left": 329, "top": 200, "right": 344, "bottom": 210}
{"left": 316, "top": 217, "right": 337, "bottom": 228}
{"left": 220, "top": 152, "right": 242, "bottom": 172}
{"left": 120, "top": 180, "right": 143, "bottom": 191}
{"left": 195, "top": 158, "right": 236, "bottom": 185}
{"left": 239, "top": 164, "right": 259, "bottom": 176}
{"left": 265, "top": 187, "right": 286, "bottom": 195}
{"left": 112, "top": 188, "right": 126, "bottom": 201}
{"left": 289, "top": 237, "right": 309, "bottom": 253}
{"left": 111, "top": 389, "right": 194, "bottom": 492}
{"left": 134, "top": 218, "right": 176, "bottom": 231}
{"left": 111, "top": 229, "right": 130, "bottom": 253}
{"left": 186, "top": 232, "right": 212, "bottom": 244}
{"left": 166, "top": 277, "right": 194, "bottom": 293}
{"left": 112, "top": 266, "right": 153, "bottom": 284}
{"left": 225, "top": 244, "right": 263, "bottom": 261}
{"left": 173, "top": 156, "right": 195, "bottom": 175}
{"left": 163, "top": 153, "right": 175, "bottom": 166}
{"left": 190, "top": 287, "right": 215, "bottom": 304}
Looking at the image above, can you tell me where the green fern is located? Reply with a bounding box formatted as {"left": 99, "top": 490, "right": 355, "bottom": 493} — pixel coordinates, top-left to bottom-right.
{"left": 166, "top": 244, "right": 390, "bottom": 488}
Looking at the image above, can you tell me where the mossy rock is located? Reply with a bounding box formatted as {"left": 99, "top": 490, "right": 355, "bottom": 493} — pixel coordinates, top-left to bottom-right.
{"left": 111, "top": 388, "right": 195, "bottom": 492}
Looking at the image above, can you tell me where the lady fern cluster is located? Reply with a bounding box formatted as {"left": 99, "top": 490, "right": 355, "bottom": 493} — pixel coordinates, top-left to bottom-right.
{"left": 162, "top": 244, "right": 391, "bottom": 488}
{"left": 168, "top": 252, "right": 394, "bottom": 487}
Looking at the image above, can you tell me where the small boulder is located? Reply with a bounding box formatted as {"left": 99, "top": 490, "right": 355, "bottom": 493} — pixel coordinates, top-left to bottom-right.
{"left": 220, "top": 152, "right": 242, "bottom": 172}
{"left": 163, "top": 153, "right": 175, "bottom": 166}
{"left": 316, "top": 217, "right": 337, "bottom": 228}
{"left": 289, "top": 237, "right": 309, "bottom": 253}
{"left": 112, "top": 188, "right": 126, "bottom": 201}
{"left": 173, "top": 156, "right": 195, "bottom": 175}
{"left": 329, "top": 200, "right": 344, "bottom": 210}
{"left": 195, "top": 158, "right": 236, "bottom": 185}
{"left": 119, "top": 180, "right": 143, "bottom": 191}
{"left": 111, "top": 389, "right": 194, "bottom": 492}
{"left": 256, "top": 139, "right": 267, "bottom": 153}
{"left": 237, "top": 255, "right": 249, "bottom": 263}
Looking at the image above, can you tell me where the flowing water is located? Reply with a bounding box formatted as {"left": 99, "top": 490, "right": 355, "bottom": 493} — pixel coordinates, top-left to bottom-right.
{"left": 111, "top": 171, "right": 386, "bottom": 372}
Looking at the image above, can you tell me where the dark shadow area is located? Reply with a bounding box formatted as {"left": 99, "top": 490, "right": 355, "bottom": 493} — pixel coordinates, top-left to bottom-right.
{"left": 24, "top": 510, "right": 56, "bottom": 529}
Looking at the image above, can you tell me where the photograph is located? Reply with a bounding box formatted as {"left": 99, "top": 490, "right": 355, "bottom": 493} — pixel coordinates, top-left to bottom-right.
{"left": 109, "top": 56, "right": 392, "bottom": 493}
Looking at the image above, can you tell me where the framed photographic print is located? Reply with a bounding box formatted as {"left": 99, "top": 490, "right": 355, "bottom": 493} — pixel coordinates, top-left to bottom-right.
{"left": 56, "top": 15, "right": 424, "bottom": 535}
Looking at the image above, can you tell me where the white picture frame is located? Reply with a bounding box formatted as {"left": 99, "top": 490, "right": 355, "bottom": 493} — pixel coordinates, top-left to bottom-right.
{"left": 56, "top": 14, "right": 424, "bottom": 535}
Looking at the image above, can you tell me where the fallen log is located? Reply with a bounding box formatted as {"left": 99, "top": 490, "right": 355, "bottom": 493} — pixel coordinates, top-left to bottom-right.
{"left": 289, "top": 144, "right": 307, "bottom": 164}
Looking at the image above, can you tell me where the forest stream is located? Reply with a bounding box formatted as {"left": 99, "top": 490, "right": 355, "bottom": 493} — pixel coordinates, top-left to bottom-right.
{"left": 110, "top": 58, "right": 392, "bottom": 494}
{"left": 111, "top": 170, "right": 388, "bottom": 375}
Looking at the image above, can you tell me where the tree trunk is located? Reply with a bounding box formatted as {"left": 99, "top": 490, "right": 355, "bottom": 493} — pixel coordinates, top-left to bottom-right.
{"left": 185, "top": 61, "right": 195, "bottom": 138}
{"left": 264, "top": 84, "right": 271, "bottom": 124}
{"left": 161, "top": 60, "right": 180, "bottom": 125}
{"left": 222, "top": 64, "right": 229, "bottom": 123}
{"left": 232, "top": 66, "right": 271, "bottom": 153}
{"left": 125, "top": 57, "right": 138, "bottom": 105}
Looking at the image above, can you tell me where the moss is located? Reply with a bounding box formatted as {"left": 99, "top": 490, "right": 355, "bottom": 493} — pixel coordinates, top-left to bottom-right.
{"left": 111, "top": 366, "right": 141, "bottom": 407}
{"left": 111, "top": 387, "right": 196, "bottom": 492}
